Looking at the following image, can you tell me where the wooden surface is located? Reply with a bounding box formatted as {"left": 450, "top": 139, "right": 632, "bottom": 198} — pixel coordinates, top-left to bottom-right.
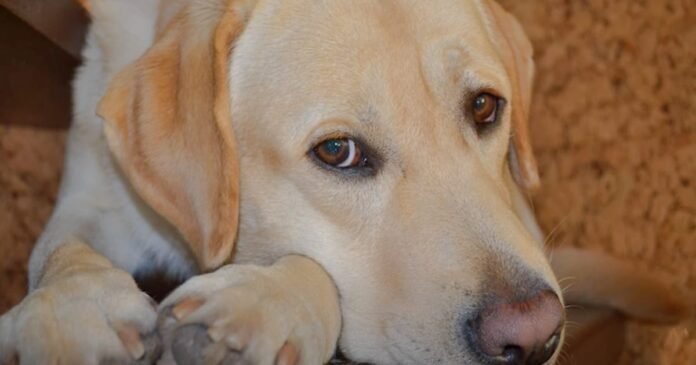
{"left": 0, "top": 6, "right": 81, "bottom": 129}
{"left": 0, "top": 0, "right": 87, "bottom": 58}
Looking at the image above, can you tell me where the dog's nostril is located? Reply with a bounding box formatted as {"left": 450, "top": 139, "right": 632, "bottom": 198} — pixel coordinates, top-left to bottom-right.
{"left": 499, "top": 345, "right": 524, "bottom": 363}
{"left": 466, "top": 290, "right": 564, "bottom": 365}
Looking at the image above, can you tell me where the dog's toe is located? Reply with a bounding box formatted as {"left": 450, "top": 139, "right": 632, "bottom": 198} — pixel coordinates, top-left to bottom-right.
{"left": 138, "top": 331, "right": 164, "bottom": 365}
{"left": 171, "top": 324, "right": 209, "bottom": 365}
{"left": 171, "top": 324, "right": 243, "bottom": 365}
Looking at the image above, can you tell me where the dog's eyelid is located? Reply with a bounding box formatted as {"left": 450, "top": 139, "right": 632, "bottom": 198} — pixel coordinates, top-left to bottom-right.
{"left": 308, "top": 134, "right": 382, "bottom": 178}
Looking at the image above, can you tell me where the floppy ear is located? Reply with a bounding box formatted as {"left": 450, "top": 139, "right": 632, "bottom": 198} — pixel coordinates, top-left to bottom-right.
{"left": 98, "top": 0, "right": 255, "bottom": 270}
{"left": 75, "top": 0, "right": 91, "bottom": 13}
{"left": 482, "top": 0, "right": 539, "bottom": 191}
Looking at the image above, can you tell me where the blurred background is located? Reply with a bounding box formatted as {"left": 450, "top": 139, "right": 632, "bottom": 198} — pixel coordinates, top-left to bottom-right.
{"left": 1, "top": 0, "right": 694, "bottom": 363}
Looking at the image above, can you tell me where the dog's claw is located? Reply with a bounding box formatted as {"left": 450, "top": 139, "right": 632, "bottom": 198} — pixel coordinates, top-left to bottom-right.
{"left": 115, "top": 324, "right": 146, "bottom": 359}
{"left": 112, "top": 320, "right": 163, "bottom": 364}
{"left": 276, "top": 343, "right": 300, "bottom": 365}
{"left": 173, "top": 298, "right": 205, "bottom": 321}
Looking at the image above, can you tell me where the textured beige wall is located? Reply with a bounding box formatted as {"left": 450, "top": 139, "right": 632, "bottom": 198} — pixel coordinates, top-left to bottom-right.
{"left": 498, "top": 0, "right": 696, "bottom": 363}
{"left": 0, "top": 127, "right": 65, "bottom": 311}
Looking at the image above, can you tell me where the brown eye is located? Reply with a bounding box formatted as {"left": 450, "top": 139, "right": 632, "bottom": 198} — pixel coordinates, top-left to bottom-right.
{"left": 313, "top": 138, "right": 364, "bottom": 168}
{"left": 472, "top": 93, "right": 501, "bottom": 125}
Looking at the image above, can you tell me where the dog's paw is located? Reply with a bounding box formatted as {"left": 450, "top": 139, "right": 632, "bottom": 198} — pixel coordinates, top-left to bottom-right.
{"left": 0, "top": 266, "right": 161, "bottom": 365}
{"left": 157, "top": 256, "right": 341, "bottom": 365}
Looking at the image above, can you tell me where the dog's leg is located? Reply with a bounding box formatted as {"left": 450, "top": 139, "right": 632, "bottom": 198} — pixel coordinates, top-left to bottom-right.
{"left": 157, "top": 256, "right": 341, "bottom": 365}
{"left": 0, "top": 240, "right": 161, "bottom": 364}
{"left": 550, "top": 246, "right": 693, "bottom": 324}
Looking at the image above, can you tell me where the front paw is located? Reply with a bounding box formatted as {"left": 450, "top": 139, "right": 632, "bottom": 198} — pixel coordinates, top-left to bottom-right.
{"left": 157, "top": 256, "right": 340, "bottom": 365}
{"left": 0, "top": 265, "right": 161, "bottom": 364}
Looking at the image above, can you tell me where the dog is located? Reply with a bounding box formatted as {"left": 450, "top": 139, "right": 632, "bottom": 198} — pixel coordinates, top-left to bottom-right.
{"left": 0, "top": 0, "right": 691, "bottom": 364}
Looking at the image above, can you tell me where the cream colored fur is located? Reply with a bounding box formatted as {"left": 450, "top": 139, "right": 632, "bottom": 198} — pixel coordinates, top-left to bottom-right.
{"left": 0, "top": 1, "right": 690, "bottom": 364}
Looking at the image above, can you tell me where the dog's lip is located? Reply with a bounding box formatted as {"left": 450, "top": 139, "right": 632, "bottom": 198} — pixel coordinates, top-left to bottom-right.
{"left": 329, "top": 357, "right": 372, "bottom": 365}
{"left": 329, "top": 349, "right": 372, "bottom": 365}
{"left": 329, "top": 356, "right": 373, "bottom": 365}
{"left": 328, "top": 359, "right": 373, "bottom": 365}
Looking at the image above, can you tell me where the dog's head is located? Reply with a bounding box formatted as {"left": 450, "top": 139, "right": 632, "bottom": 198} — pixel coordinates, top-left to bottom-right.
{"left": 100, "top": 0, "right": 564, "bottom": 363}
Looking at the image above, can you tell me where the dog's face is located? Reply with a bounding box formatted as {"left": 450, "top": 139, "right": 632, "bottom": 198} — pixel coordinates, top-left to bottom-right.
{"left": 230, "top": 1, "right": 562, "bottom": 363}
{"left": 100, "top": 0, "right": 564, "bottom": 363}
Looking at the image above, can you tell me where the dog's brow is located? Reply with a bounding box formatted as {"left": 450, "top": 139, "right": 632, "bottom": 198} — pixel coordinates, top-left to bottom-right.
{"left": 357, "top": 105, "right": 379, "bottom": 125}
{"left": 435, "top": 40, "right": 507, "bottom": 95}
{"left": 444, "top": 44, "right": 471, "bottom": 70}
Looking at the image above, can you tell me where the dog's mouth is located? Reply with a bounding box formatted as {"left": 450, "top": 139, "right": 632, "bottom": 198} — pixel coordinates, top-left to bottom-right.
{"left": 329, "top": 359, "right": 367, "bottom": 365}
{"left": 329, "top": 349, "right": 371, "bottom": 365}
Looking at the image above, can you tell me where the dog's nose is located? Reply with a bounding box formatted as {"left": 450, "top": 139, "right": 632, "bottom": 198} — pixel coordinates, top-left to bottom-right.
{"left": 468, "top": 290, "right": 564, "bottom": 365}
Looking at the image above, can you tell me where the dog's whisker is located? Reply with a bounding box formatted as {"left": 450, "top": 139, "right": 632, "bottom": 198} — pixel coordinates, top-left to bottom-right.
{"left": 342, "top": 306, "right": 412, "bottom": 328}
{"left": 561, "top": 282, "right": 575, "bottom": 293}
{"left": 558, "top": 279, "right": 577, "bottom": 299}
{"left": 543, "top": 213, "right": 573, "bottom": 259}
{"left": 387, "top": 344, "right": 423, "bottom": 365}
{"left": 555, "top": 346, "right": 571, "bottom": 365}
{"left": 564, "top": 303, "right": 585, "bottom": 311}
{"left": 557, "top": 275, "right": 576, "bottom": 285}
{"left": 563, "top": 320, "right": 580, "bottom": 330}
{"left": 385, "top": 329, "right": 429, "bottom": 365}
{"left": 558, "top": 276, "right": 576, "bottom": 292}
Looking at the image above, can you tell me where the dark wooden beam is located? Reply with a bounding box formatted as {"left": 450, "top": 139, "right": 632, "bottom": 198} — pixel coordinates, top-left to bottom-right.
{"left": 0, "top": 0, "right": 87, "bottom": 59}
{"left": 0, "top": 6, "right": 83, "bottom": 129}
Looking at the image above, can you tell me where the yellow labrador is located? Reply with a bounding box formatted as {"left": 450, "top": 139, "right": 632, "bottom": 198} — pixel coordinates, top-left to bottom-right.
{"left": 0, "top": 0, "right": 690, "bottom": 364}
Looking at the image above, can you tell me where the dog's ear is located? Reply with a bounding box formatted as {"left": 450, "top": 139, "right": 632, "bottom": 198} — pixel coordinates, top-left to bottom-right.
{"left": 75, "top": 0, "right": 91, "bottom": 13}
{"left": 482, "top": 0, "right": 539, "bottom": 191}
{"left": 98, "top": 0, "right": 256, "bottom": 270}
